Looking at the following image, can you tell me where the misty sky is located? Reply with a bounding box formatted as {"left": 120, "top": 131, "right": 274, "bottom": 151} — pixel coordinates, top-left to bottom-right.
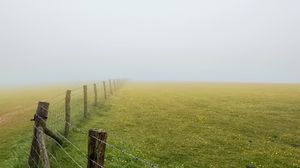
{"left": 0, "top": 0, "right": 300, "bottom": 86}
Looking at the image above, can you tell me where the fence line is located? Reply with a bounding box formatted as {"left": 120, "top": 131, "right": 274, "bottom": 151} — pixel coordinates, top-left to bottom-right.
{"left": 3, "top": 79, "right": 158, "bottom": 167}
{"left": 18, "top": 79, "right": 158, "bottom": 168}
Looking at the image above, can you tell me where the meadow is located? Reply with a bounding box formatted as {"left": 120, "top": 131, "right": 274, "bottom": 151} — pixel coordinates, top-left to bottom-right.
{"left": 0, "top": 83, "right": 300, "bottom": 168}
{"left": 0, "top": 86, "right": 69, "bottom": 162}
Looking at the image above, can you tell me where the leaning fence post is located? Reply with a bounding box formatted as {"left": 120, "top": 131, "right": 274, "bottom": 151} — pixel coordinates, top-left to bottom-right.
{"left": 93, "top": 83, "right": 98, "bottom": 106}
{"left": 65, "top": 90, "right": 71, "bottom": 136}
{"left": 28, "top": 102, "right": 50, "bottom": 168}
{"left": 83, "top": 85, "right": 88, "bottom": 118}
{"left": 87, "top": 129, "right": 107, "bottom": 168}
{"left": 103, "top": 81, "right": 107, "bottom": 99}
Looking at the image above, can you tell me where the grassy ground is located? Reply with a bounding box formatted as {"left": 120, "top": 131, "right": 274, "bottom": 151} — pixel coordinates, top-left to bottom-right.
{"left": 0, "top": 86, "right": 69, "bottom": 163}
{"left": 1, "top": 83, "right": 300, "bottom": 167}
{"left": 0, "top": 83, "right": 93, "bottom": 167}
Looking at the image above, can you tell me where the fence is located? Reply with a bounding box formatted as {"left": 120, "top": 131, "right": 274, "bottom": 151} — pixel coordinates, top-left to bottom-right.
{"left": 24, "top": 79, "right": 158, "bottom": 168}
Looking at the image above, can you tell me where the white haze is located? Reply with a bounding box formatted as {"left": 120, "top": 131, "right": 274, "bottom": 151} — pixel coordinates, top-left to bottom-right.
{"left": 0, "top": 0, "right": 300, "bottom": 86}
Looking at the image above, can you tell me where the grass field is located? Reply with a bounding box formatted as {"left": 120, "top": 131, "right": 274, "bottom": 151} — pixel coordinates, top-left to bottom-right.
{"left": 1, "top": 83, "right": 300, "bottom": 167}
{"left": 0, "top": 86, "right": 69, "bottom": 162}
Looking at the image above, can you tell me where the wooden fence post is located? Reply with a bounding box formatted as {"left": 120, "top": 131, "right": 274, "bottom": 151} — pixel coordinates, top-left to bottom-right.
{"left": 103, "top": 81, "right": 107, "bottom": 99}
{"left": 87, "top": 129, "right": 107, "bottom": 168}
{"left": 84, "top": 85, "right": 88, "bottom": 118}
{"left": 109, "top": 80, "right": 113, "bottom": 95}
{"left": 93, "top": 83, "right": 98, "bottom": 106}
{"left": 65, "top": 90, "right": 71, "bottom": 136}
{"left": 28, "top": 102, "right": 50, "bottom": 168}
{"left": 36, "top": 126, "right": 50, "bottom": 168}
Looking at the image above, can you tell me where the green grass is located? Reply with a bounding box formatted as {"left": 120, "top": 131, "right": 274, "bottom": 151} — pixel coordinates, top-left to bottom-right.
{"left": 1, "top": 83, "right": 300, "bottom": 167}
{"left": 0, "top": 86, "right": 69, "bottom": 164}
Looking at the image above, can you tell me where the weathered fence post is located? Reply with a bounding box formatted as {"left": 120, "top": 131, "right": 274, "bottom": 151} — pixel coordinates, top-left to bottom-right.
{"left": 28, "top": 102, "right": 63, "bottom": 168}
{"left": 84, "top": 85, "right": 88, "bottom": 117}
{"left": 36, "top": 126, "right": 50, "bottom": 168}
{"left": 109, "top": 80, "right": 113, "bottom": 95}
{"left": 103, "top": 81, "right": 107, "bottom": 99}
{"left": 93, "top": 83, "right": 98, "bottom": 106}
{"left": 28, "top": 102, "right": 50, "bottom": 168}
{"left": 65, "top": 90, "right": 71, "bottom": 136}
{"left": 87, "top": 129, "right": 107, "bottom": 168}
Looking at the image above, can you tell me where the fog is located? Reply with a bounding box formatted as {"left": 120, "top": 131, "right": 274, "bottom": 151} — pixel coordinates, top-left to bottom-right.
{"left": 1, "top": 0, "right": 300, "bottom": 86}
